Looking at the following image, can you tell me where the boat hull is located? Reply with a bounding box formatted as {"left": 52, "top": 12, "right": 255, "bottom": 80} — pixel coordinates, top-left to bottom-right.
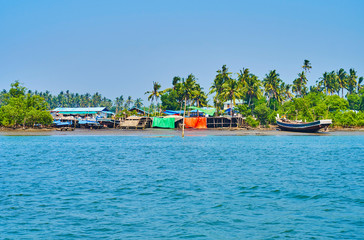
{"left": 276, "top": 119, "right": 332, "bottom": 133}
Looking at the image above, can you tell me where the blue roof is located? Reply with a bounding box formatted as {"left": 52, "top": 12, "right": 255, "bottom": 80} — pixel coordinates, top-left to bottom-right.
{"left": 164, "top": 110, "right": 184, "bottom": 115}
{"left": 52, "top": 107, "right": 108, "bottom": 112}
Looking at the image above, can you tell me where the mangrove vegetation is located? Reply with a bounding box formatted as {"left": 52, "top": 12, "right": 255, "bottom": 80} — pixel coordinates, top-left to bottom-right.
{"left": 1, "top": 60, "right": 363, "bottom": 128}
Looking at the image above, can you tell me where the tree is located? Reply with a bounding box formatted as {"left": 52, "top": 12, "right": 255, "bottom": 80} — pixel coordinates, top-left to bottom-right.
{"left": 134, "top": 98, "right": 143, "bottom": 108}
{"left": 324, "top": 95, "right": 349, "bottom": 112}
{"left": 145, "top": 82, "right": 163, "bottom": 116}
{"left": 336, "top": 68, "right": 348, "bottom": 98}
{"left": 221, "top": 78, "right": 242, "bottom": 117}
{"left": 161, "top": 90, "right": 180, "bottom": 110}
{"left": 302, "top": 59, "right": 312, "bottom": 73}
{"left": 238, "top": 69, "right": 262, "bottom": 107}
{"left": 347, "top": 69, "right": 357, "bottom": 95}
{"left": 181, "top": 74, "right": 198, "bottom": 137}
{"left": 253, "top": 103, "right": 270, "bottom": 125}
{"left": 125, "top": 96, "right": 133, "bottom": 109}
{"left": 192, "top": 83, "right": 208, "bottom": 108}
{"left": 358, "top": 76, "right": 363, "bottom": 92}
{"left": 114, "top": 95, "right": 124, "bottom": 113}
{"left": 0, "top": 82, "right": 53, "bottom": 128}
{"left": 263, "top": 70, "right": 282, "bottom": 110}
{"left": 319, "top": 72, "right": 330, "bottom": 95}
{"left": 292, "top": 71, "right": 308, "bottom": 97}
{"left": 283, "top": 83, "right": 294, "bottom": 101}
{"left": 347, "top": 93, "right": 360, "bottom": 111}
{"left": 210, "top": 65, "right": 231, "bottom": 116}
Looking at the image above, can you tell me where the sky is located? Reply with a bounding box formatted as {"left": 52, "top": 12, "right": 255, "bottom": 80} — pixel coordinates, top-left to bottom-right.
{"left": 1, "top": 0, "right": 363, "bottom": 102}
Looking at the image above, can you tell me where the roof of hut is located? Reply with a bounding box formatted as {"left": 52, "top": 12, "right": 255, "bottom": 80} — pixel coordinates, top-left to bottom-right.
{"left": 51, "top": 107, "right": 109, "bottom": 113}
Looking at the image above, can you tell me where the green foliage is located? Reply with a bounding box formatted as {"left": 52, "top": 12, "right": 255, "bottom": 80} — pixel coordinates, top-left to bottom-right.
{"left": 245, "top": 115, "right": 259, "bottom": 128}
{"left": 161, "top": 91, "right": 180, "bottom": 110}
{"left": 253, "top": 103, "right": 270, "bottom": 125}
{"left": 324, "top": 95, "right": 349, "bottom": 112}
{"left": 0, "top": 82, "right": 53, "bottom": 128}
{"left": 331, "top": 111, "right": 362, "bottom": 127}
{"left": 347, "top": 93, "right": 360, "bottom": 111}
{"left": 359, "top": 88, "right": 364, "bottom": 111}
{"left": 115, "top": 109, "right": 141, "bottom": 118}
{"left": 236, "top": 104, "right": 251, "bottom": 117}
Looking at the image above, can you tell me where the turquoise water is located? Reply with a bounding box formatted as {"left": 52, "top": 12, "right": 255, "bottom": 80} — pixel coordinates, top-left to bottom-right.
{"left": 1, "top": 135, "right": 363, "bottom": 239}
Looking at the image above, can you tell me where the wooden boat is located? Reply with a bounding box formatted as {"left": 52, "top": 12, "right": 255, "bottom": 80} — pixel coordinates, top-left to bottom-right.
{"left": 276, "top": 118, "right": 332, "bottom": 132}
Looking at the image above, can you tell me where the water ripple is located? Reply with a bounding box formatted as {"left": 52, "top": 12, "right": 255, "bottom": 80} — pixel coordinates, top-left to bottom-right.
{"left": 1, "top": 135, "right": 363, "bottom": 239}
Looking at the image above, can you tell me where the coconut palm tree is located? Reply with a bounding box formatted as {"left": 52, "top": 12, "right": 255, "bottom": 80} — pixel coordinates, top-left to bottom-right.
{"left": 114, "top": 95, "right": 124, "bottom": 113}
{"left": 326, "top": 71, "right": 339, "bottom": 95}
{"left": 181, "top": 74, "right": 197, "bottom": 137}
{"left": 125, "top": 96, "right": 133, "bottom": 109}
{"left": 221, "top": 78, "right": 242, "bottom": 117}
{"left": 237, "top": 68, "right": 250, "bottom": 87}
{"left": 319, "top": 72, "right": 330, "bottom": 95}
{"left": 336, "top": 68, "right": 348, "bottom": 98}
{"left": 347, "top": 69, "right": 358, "bottom": 94}
{"left": 302, "top": 59, "right": 312, "bottom": 73}
{"left": 263, "top": 70, "right": 282, "bottom": 109}
{"left": 358, "top": 76, "right": 363, "bottom": 92}
{"left": 192, "top": 84, "right": 207, "bottom": 108}
{"left": 283, "top": 83, "right": 293, "bottom": 101}
{"left": 240, "top": 73, "right": 262, "bottom": 107}
{"left": 134, "top": 98, "right": 143, "bottom": 108}
{"left": 172, "top": 76, "right": 181, "bottom": 89}
{"left": 145, "top": 81, "right": 163, "bottom": 116}
{"left": 209, "top": 65, "right": 231, "bottom": 116}
{"left": 292, "top": 71, "right": 308, "bottom": 97}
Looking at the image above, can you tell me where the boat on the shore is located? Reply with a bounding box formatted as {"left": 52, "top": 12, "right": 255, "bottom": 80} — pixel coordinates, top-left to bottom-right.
{"left": 276, "top": 118, "right": 332, "bottom": 132}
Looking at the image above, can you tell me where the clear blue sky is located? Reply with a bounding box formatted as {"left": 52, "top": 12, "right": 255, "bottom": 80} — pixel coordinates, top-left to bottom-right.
{"left": 1, "top": 0, "right": 363, "bottom": 102}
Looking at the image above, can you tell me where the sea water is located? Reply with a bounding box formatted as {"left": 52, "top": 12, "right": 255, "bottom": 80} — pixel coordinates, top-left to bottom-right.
{"left": 1, "top": 135, "right": 363, "bottom": 239}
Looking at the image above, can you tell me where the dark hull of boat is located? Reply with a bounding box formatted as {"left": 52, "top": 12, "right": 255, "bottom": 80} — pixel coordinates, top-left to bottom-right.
{"left": 277, "top": 120, "right": 331, "bottom": 133}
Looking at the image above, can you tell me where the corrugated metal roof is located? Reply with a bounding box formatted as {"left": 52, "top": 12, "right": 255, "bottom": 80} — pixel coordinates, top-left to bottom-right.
{"left": 52, "top": 107, "right": 108, "bottom": 112}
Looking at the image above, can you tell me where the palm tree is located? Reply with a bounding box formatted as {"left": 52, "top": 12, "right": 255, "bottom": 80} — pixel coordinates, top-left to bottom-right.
{"left": 263, "top": 70, "right": 282, "bottom": 110}
{"left": 134, "top": 98, "right": 143, "bottom": 108}
{"left": 221, "top": 78, "right": 242, "bottom": 118}
{"left": 85, "top": 93, "right": 91, "bottom": 107}
{"left": 240, "top": 73, "right": 262, "bottom": 107}
{"left": 347, "top": 69, "right": 357, "bottom": 94}
{"left": 125, "top": 96, "right": 133, "bottom": 109}
{"left": 292, "top": 71, "right": 308, "bottom": 97}
{"left": 319, "top": 72, "right": 330, "bottom": 95}
{"left": 114, "top": 95, "right": 124, "bottom": 113}
{"left": 172, "top": 76, "right": 181, "bottom": 89}
{"left": 336, "top": 68, "right": 348, "bottom": 98}
{"left": 327, "top": 71, "right": 339, "bottom": 95}
{"left": 181, "top": 74, "right": 197, "bottom": 137}
{"left": 209, "top": 65, "right": 231, "bottom": 116}
{"left": 92, "top": 92, "right": 101, "bottom": 107}
{"left": 192, "top": 84, "right": 207, "bottom": 108}
{"left": 237, "top": 68, "right": 250, "bottom": 87}
{"left": 283, "top": 83, "right": 293, "bottom": 100}
{"left": 302, "top": 59, "right": 312, "bottom": 73}
{"left": 358, "top": 76, "right": 363, "bottom": 92}
{"left": 145, "top": 81, "right": 162, "bottom": 116}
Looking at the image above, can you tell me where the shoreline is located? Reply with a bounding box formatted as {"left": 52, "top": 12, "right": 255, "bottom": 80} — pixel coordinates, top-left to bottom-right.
{"left": 1, "top": 127, "right": 364, "bottom": 136}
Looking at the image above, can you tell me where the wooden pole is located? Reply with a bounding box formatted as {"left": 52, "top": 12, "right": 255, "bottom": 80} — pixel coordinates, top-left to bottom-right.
{"left": 182, "top": 97, "right": 187, "bottom": 138}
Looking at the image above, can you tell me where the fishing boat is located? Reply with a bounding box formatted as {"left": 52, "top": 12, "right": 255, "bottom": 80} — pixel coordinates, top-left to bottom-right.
{"left": 276, "top": 117, "right": 332, "bottom": 132}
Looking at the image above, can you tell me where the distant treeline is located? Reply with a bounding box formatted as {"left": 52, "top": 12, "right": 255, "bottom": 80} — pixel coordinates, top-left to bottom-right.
{"left": 1, "top": 59, "right": 364, "bottom": 128}
{"left": 0, "top": 89, "right": 145, "bottom": 112}
{"left": 152, "top": 60, "right": 364, "bottom": 127}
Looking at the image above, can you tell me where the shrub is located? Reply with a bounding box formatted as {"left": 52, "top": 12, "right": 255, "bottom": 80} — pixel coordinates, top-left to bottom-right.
{"left": 246, "top": 115, "right": 259, "bottom": 128}
{"left": 253, "top": 103, "right": 270, "bottom": 125}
